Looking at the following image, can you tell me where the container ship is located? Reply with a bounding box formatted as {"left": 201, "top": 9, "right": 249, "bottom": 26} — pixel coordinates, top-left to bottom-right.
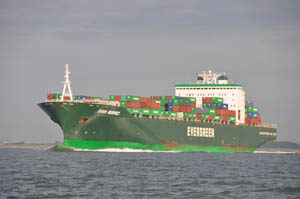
{"left": 38, "top": 64, "right": 277, "bottom": 152}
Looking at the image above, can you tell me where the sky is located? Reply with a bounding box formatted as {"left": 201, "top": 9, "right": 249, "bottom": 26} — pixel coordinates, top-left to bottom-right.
{"left": 0, "top": 0, "right": 299, "bottom": 144}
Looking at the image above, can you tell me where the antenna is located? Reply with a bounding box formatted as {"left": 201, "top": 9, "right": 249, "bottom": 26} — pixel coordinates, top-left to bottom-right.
{"left": 61, "top": 64, "right": 73, "bottom": 101}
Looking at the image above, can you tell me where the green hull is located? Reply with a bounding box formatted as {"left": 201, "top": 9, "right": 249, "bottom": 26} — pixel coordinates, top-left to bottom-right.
{"left": 38, "top": 102, "right": 276, "bottom": 153}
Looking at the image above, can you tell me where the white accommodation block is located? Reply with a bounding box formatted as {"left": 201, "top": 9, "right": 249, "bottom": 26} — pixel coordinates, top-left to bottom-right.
{"left": 175, "top": 70, "right": 245, "bottom": 124}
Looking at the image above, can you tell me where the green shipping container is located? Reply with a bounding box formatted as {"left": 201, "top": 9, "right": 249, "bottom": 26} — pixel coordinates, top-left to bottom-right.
{"left": 92, "top": 96, "right": 102, "bottom": 100}
{"left": 162, "top": 111, "right": 170, "bottom": 117}
{"left": 120, "top": 102, "right": 126, "bottom": 108}
{"left": 160, "top": 99, "right": 167, "bottom": 105}
{"left": 228, "top": 116, "right": 236, "bottom": 122}
{"left": 212, "top": 103, "right": 217, "bottom": 109}
{"left": 141, "top": 109, "right": 151, "bottom": 115}
{"left": 151, "top": 110, "right": 161, "bottom": 116}
{"left": 169, "top": 112, "right": 177, "bottom": 117}
{"left": 53, "top": 93, "right": 62, "bottom": 100}
{"left": 153, "top": 99, "right": 161, "bottom": 103}
{"left": 213, "top": 115, "right": 221, "bottom": 121}
{"left": 208, "top": 108, "right": 216, "bottom": 115}
{"left": 200, "top": 114, "right": 209, "bottom": 120}
{"left": 173, "top": 99, "right": 179, "bottom": 105}
{"left": 184, "top": 113, "right": 196, "bottom": 119}
{"left": 202, "top": 103, "right": 208, "bottom": 108}
{"left": 126, "top": 96, "right": 141, "bottom": 102}
{"left": 127, "top": 108, "right": 140, "bottom": 114}
{"left": 109, "top": 96, "right": 116, "bottom": 101}
{"left": 192, "top": 108, "right": 196, "bottom": 113}
{"left": 247, "top": 107, "right": 259, "bottom": 113}
{"left": 178, "top": 100, "right": 191, "bottom": 106}
{"left": 72, "top": 96, "right": 77, "bottom": 100}
{"left": 188, "top": 97, "right": 196, "bottom": 103}
{"left": 212, "top": 97, "right": 224, "bottom": 103}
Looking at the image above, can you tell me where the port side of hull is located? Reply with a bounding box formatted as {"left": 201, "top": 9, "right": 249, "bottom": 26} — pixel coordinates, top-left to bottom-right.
{"left": 38, "top": 102, "right": 276, "bottom": 153}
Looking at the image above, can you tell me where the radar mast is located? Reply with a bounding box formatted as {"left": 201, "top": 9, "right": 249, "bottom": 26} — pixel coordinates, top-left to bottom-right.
{"left": 61, "top": 64, "right": 73, "bottom": 101}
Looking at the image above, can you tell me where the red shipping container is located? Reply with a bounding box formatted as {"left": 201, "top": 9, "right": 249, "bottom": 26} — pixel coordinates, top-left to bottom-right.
{"left": 140, "top": 97, "right": 146, "bottom": 103}
{"left": 216, "top": 109, "right": 228, "bottom": 116}
{"left": 184, "top": 107, "right": 193, "bottom": 113}
{"left": 64, "top": 96, "right": 70, "bottom": 100}
{"left": 221, "top": 115, "right": 228, "bottom": 122}
{"left": 224, "top": 110, "right": 229, "bottom": 115}
{"left": 150, "top": 96, "right": 155, "bottom": 100}
{"left": 126, "top": 101, "right": 141, "bottom": 108}
{"left": 202, "top": 97, "right": 212, "bottom": 103}
{"left": 87, "top": 96, "right": 92, "bottom": 100}
{"left": 216, "top": 109, "right": 222, "bottom": 115}
{"left": 196, "top": 113, "right": 201, "bottom": 120}
{"left": 191, "top": 103, "right": 196, "bottom": 108}
{"left": 115, "top": 95, "right": 121, "bottom": 101}
{"left": 152, "top": 103, "right": 160, "bottom": 109}
{"left": 165, "top": 96, "right": 171, "bottom": 100}
{"left": 246, "top": 118, "right": 260, "bottom": 125}
{"left": 228, "top": 110, "right": 236, "bottom": 116}
{"left": 47, "top": 94, "right": 54, "bottom": 100}
{"left": 173, "top": 106, "right": 179, "bottom": 112}
{"left": 259, "top": 113, "right": 261, "bottom": 120}
{"left": 209, "top": 114, "right": 214, "bottom": 120}
{"left": 174, "top": 105, "right": 185, "bottom": 112}
{"left": 181, "top": 106, "right": 185, "bottom": 112}
{"left": 146, "top": 98, "right": 153, "bottom": 103}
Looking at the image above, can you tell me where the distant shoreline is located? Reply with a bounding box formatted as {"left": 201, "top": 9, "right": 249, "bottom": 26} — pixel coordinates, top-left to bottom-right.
{"left": 0, "top": 143, "right": 55, "bottom": 150}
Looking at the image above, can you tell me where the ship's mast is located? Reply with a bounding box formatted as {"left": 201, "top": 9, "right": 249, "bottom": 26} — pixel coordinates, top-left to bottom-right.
{"left": 61, "top": 64, "right": 73, "bottom": 101}
{"left": 196, "top": 70, "right": 228, "bottom": 84}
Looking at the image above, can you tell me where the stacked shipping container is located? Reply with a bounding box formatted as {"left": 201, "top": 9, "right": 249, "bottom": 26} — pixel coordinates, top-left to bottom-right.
{"left": 245, "top": 101, "right": 261, "bottom": 125}
{"left": 196, "top": 97, "right": 236, "bottom": 123}
{"left": 47, "top": 93, "right": 263, "bottom": 125}
{"left": 109, "top": 95, "right": 197, "bottom": 118}
{"left": 47, "top": 93, "right": 103, "bottom": 101}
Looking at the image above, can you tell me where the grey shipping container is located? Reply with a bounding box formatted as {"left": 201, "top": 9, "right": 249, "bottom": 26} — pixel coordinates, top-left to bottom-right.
{"left": 196, "top": 108, "right": 208, "bottom": 114}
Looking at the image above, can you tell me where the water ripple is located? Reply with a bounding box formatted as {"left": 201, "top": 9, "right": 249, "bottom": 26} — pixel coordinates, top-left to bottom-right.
{"left": 0, "top": 149, "right": 300, "bottom": 199}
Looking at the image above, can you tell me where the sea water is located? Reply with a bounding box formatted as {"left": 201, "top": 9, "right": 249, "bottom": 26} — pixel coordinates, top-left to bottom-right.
{"left": 1, "top": 148, "right": 300, "bottom": 199}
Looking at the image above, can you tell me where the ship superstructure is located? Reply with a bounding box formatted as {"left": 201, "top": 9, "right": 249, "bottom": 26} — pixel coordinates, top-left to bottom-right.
{"left": 175, "top": 70, "right": 245, "bottom": 124}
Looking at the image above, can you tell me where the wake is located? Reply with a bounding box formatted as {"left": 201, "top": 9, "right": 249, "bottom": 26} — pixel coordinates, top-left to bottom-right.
{"left": 72, "top": 147, "right": 181, "bottom": 153}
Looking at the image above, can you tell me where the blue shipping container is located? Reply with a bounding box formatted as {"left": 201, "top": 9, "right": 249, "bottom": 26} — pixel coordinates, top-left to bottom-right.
{"left": 248, "top": 112, "right": 258, "bottom": 118}
{"left": 168, "top": 105, "right": 173, "bottom": 112}
{"left": 216, "top": 103, "right": 228, "bottom": 110}
{"left": 175, "top": 97, "right": 186, "bottom": 100}
{"left": 168, "top": 100, "right": 174, "bottom": 106}
{"left": 206, "top": 103, "right": 212, "bottom": 108}
{"left": 77, "top": 96, "right": 87, "bottom": 100}
{"left": 222, "top": 104, "right": 228, "bottom": 109}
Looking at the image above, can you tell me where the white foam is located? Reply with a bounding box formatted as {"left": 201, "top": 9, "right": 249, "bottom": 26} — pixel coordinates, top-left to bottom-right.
{"left": 72, "top": 147, "right": 181, "bottom": 153}
{"left": 254, "top": 150, "right": 300, "bottom": 154}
